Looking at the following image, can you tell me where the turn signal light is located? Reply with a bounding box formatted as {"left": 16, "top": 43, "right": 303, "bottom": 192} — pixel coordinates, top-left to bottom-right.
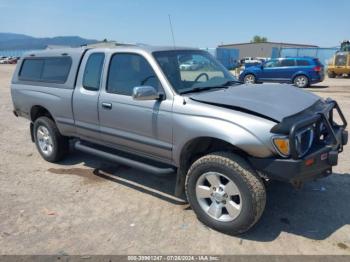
{"left": 273, "top": 137, "right": 290, "bottom": 157}
{"left": 313, "top": 66, "right": 322, "bottom": 72}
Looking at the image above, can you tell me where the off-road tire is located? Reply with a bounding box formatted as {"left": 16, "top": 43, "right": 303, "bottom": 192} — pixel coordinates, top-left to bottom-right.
{"left": 185, "top": 152, "right": 266, "bottom": 235}
{"left": 33, "top": 116, "right": 69, "bottom": 162}
{"left": 328, "top": 71, "right": 336, "bottom": 78}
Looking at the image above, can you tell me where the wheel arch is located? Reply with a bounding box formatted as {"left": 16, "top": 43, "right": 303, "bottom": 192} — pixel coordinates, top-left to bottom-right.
{"left": 243, "top": 72, "right": 257, "bottom": 79}
{"left": 178, "top": 136, "right": 249, "bottom": 174}
{"left": 292, "top": 72, "right": 310, "bottom": 82}
{"left": 30, "top": 105, "right": 55, "bottom": 123}
{"left": 29, "top": 106, "right": 56, "bottom": 142}
{"left": 239, "top": 70, "right": 255, "bottom": 81}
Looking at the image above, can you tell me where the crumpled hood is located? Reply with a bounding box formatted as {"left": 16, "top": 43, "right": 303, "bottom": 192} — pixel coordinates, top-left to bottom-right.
{"left": 189, "top": 84, "right": 321, "bottom": 122}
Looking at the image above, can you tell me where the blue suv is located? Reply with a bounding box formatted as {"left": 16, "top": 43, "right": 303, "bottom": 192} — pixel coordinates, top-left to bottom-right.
{"left": 239, "top": 57, "right": 325, "bottom": 88}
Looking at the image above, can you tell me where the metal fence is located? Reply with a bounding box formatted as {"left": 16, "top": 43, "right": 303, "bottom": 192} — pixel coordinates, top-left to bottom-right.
{"left": 2, "top": 47, "right": 241, "bottom": 71}
{"left": 273, "top": 47, "right": 338, "bottom": 67}
{"left": 215, "top": 47, "right": 239, "bottom": 69}
{"left": 199, "top": 47, "right": 239, "bottom": 69}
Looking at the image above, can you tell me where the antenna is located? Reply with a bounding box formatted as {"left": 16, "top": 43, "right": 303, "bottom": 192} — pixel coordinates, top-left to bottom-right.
{"left": 168, "top": 14, "right": 176, "bottom": 48}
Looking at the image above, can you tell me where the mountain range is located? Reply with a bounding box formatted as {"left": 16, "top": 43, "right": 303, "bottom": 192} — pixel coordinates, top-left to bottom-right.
{"left": 0, "top": 33, "right": 99, "bottom": 50}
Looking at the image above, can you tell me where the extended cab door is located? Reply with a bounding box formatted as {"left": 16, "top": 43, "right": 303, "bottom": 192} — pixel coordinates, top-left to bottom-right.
{"left": 72, "top": 51, "right": 105, "bottom": 141}
{"left": 98, "top": 52, "right": 173, "bottom": 162}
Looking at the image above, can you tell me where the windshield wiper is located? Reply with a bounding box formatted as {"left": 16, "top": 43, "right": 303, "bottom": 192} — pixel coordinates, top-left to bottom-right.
{"left": 179, "top": 86, "right": 228, "bottom": 95}
{"left": 179, "top": 80, "right": 242, "bottom": 95}
{"left": 219, "top": 80, "right": 243, "bottom": 86}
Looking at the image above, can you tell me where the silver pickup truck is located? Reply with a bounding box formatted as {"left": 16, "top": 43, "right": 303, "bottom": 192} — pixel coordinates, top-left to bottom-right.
{"left": 11, "top": 45, "right": 348, "bottom": 234}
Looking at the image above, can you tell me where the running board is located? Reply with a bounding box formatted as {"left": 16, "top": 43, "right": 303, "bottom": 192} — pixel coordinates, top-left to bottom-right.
{"left": 74, "top": 141, "right": 175, "bottom": 175}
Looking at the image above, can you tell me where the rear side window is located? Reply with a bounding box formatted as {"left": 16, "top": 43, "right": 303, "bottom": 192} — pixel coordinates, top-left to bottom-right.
{"left": 281, "top": 59, "right": 295, "bottom": 67}
{"left": 313, "top": 59, "right": 323, "bottom": 66}
{"left": 19, "top": 57, "right": 72, "bottom": 83}
{"left": 20, "top": 59, "right": 44, "bottom": 80}
{"left": 296, "top": 60, "right": 310, "bottom": 66}
{"left": 83, "top": 53, "right": 105, "bottom": 91}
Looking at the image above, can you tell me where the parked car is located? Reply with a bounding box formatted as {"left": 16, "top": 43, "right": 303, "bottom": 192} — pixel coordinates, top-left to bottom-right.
{"left": 0, "top": 57, "right": 9, "bottom": 64}
{"left": 179, "top": 60, "right": 201, "bottom": 71}
{"left": 239, "top": 57, "right": 325, "bottom": 88}
{"left": 255, "top": 57, "right": 269, "bottom": 63}
{"left": 11, "top": 46, "right": 347, "bottom": 235}
{"left": 9, "top": 58, "right": 18, "bottom": 64}
{"left": 240, "top": 57, "right": 261, "bottom": 65}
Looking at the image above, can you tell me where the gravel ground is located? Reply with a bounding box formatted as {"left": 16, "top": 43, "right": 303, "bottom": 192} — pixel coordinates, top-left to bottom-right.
{"left": 0, "top": 64, "right": 349, "bottom": 255}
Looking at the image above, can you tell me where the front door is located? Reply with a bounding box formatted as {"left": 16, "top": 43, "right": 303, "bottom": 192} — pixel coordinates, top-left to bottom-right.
{"left": 260, "top": 59, "right": 281, "bottom": 81}
{"left": 98, "top": 52, "right": 173, "bottom": 161}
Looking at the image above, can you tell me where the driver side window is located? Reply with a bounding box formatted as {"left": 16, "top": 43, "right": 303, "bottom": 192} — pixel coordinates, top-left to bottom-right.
{"left": 107, "top": 53, "right": 161, "bottom": 96}
{"left": 264, "top": 60, "right": 280, "bottom": 68}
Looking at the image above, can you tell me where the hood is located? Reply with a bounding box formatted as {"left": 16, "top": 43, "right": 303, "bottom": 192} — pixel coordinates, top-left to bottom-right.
{"left": 189, "top": 84, "right": 320, "bottom": 122}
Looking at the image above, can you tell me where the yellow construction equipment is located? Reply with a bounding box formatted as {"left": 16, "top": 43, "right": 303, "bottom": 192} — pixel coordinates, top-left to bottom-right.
{"left": 327, "top": 40, "right": 350, "bottom": 78}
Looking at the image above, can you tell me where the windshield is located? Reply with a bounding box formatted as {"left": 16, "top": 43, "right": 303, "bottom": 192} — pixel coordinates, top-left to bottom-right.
{"left": 153, "top": 50, "right": 238, "bottom": 94}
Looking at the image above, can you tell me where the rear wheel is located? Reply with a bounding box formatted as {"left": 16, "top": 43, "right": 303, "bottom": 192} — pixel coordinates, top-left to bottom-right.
{"left": 34, "top": 117, "right": 69, "bottom": 162}
{"left": 243, "top": 74, "right": 256, "bottom": 84}
{"left": 328, "top": 71, "right": 336, "bottom": 78}
{"left": 293, "top": 75, "right": 309, "bottom": 88}
{"left": 185, "top": 152, "right": 266, "bottom": 235}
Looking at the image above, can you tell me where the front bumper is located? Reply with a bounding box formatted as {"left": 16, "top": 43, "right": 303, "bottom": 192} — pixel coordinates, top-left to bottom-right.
{"left": 249, "top": 132, "right": 347, "bottom": 183}
{"left": 249, "top": 100, "right": 348, "bottom": 183}
{"left": 328, "top": 66, "right": 350, "bottom": 75}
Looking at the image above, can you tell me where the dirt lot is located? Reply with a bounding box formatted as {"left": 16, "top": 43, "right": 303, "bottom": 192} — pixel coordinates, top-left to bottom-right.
{"left": 0, "top": 64, "right": 350, "bottom": 255}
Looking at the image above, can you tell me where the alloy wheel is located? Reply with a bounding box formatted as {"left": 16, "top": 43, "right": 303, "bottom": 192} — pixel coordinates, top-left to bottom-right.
{"left": 244, "top": 75, "right": 255, "bottom": 84}
{"left": 195, "top": 172, "right": 242, "bottom": 222}
{"left": 294, "top": 76, "right": 308, "bottom": 88}
{"left": 36, "top": 126, "right": 54, "bottom": 156}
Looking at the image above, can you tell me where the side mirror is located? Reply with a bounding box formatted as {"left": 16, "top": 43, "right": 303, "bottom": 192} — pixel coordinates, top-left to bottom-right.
{"left": 132, "top": 86, "right": 162, "bottom": 101}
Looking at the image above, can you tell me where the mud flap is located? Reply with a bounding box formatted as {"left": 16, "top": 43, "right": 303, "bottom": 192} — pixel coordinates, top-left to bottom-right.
{"left": 30, "top": 122, "right": 35, "bottom": 142}
{"left": 174, "top": 168, "right": 186, "bottom": 200}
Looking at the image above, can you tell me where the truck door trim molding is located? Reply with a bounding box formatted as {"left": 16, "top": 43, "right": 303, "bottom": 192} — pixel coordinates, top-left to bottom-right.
{"left": 56, "top": 119, "right": 172, "bottom": 151}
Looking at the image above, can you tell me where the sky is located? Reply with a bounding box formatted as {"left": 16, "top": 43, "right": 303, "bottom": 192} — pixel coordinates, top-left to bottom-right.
{"left": 0, "top": 0, "right": 349, "bottom": 48}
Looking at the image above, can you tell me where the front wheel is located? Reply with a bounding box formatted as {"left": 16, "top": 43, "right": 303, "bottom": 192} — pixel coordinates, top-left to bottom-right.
{"left": 34, "top": 116, "right": 69, "bottom": 162}
{"left": 185, "top": 152, "right": 266, "bottom": 235}
{"left": 293, "top": 75, "right": 309, "bottom": 88}
{"left": 243, "top": 74, "right": 256, "bottom": 84}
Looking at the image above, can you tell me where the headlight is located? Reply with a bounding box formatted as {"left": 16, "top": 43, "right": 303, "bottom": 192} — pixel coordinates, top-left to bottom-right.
{"left": 272, "top": 136, "right": 290, "bottom": 157}
{"left": 295, "top": 127, "right": 314, "bottom": 158}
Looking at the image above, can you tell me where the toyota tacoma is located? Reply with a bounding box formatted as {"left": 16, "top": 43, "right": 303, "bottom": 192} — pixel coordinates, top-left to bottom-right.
{"left": 11, "top": 45, "right": 348, "bottom": 234}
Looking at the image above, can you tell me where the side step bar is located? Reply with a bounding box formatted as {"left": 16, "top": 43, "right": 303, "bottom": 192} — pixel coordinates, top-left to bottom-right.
{"left": 74, "top": 141, "right": 175, "bottom": 175}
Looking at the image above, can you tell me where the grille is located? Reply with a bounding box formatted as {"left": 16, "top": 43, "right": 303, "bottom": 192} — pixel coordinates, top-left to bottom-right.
{"left": 295, "top": 127, "right": 314, "bottom": 157}
{"left": 335, "top": 54, "right": 347, "bottom": 66}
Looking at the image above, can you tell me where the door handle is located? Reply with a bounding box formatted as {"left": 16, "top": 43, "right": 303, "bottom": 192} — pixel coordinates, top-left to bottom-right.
{"left": 101, "top": 102, "right": 112, "bottom": 110}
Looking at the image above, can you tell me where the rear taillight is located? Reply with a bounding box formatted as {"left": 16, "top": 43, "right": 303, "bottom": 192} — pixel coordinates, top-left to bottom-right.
{"left": 313, "top": 66, "right": 322, "bottom": 72}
